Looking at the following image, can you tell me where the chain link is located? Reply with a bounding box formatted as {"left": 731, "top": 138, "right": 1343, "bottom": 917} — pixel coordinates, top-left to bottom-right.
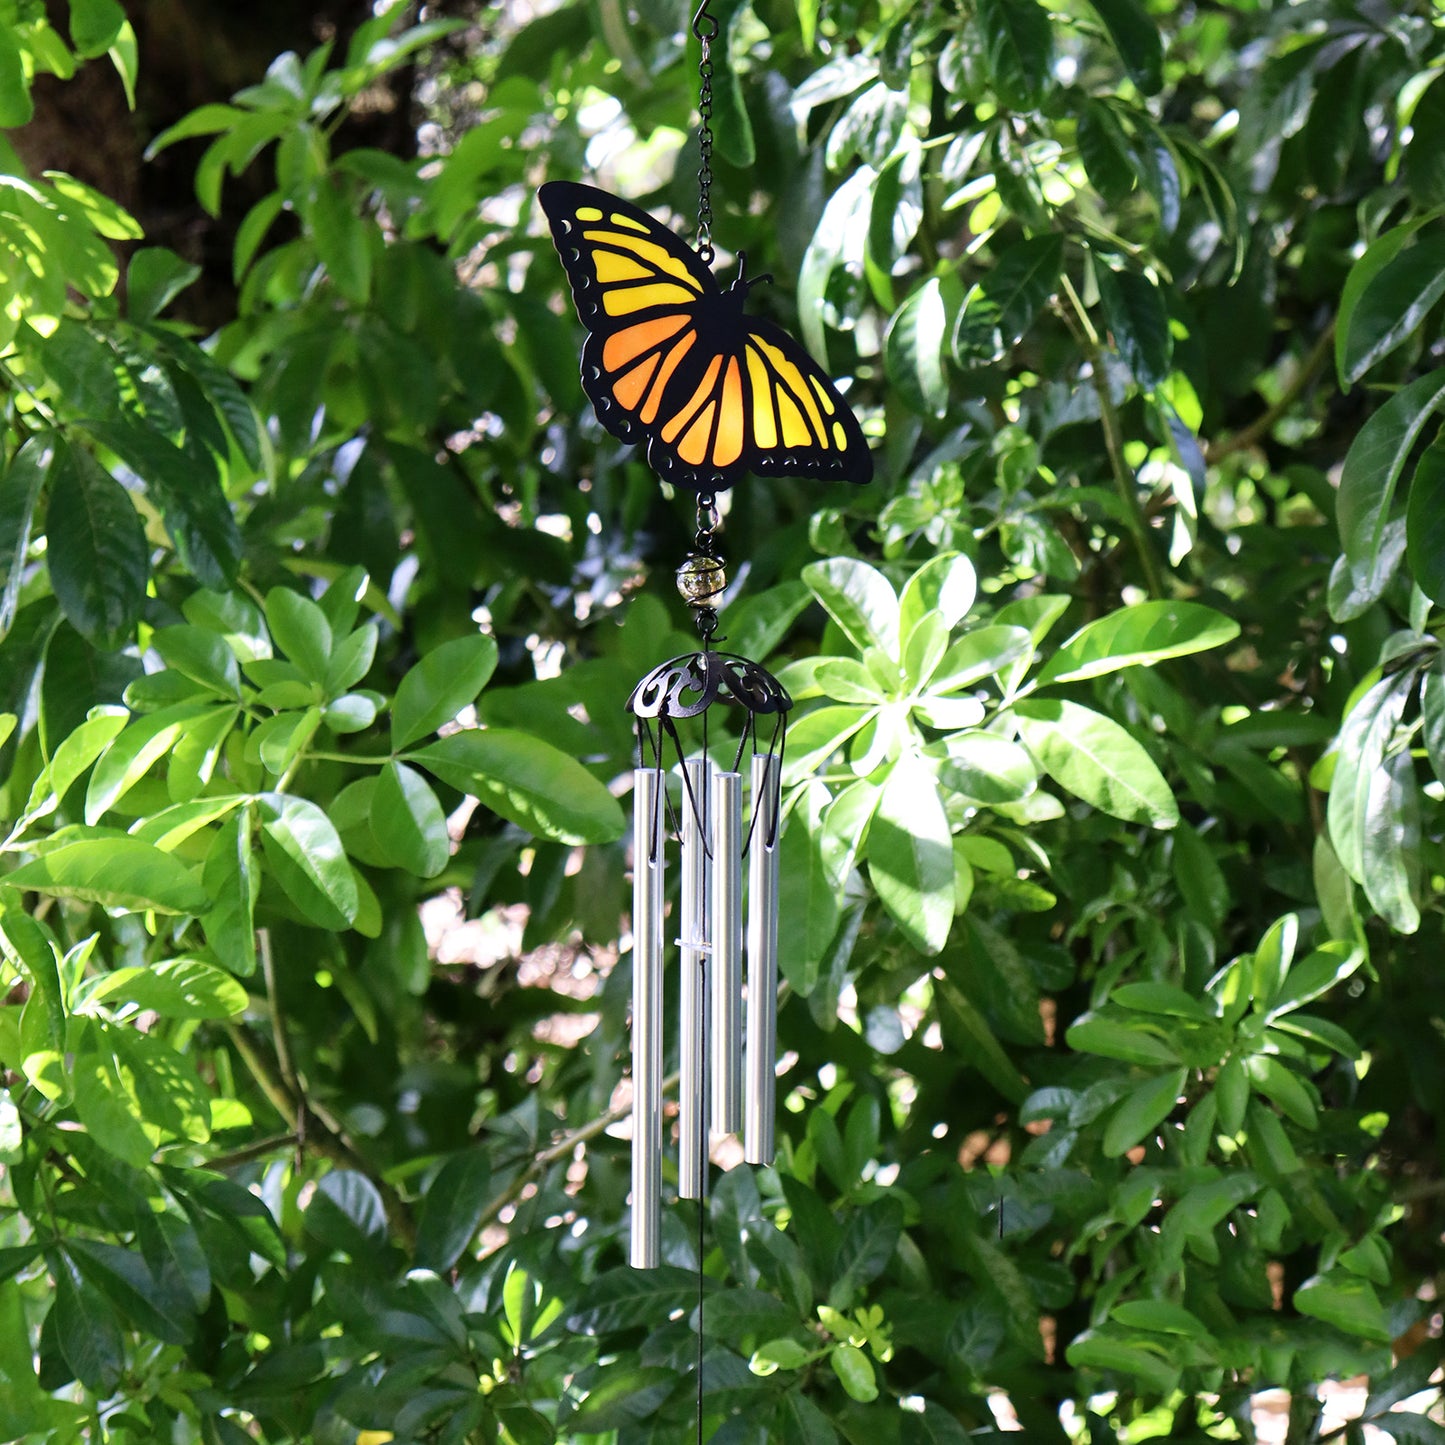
{"left": 692, "top": 0, "right": 718, "bottom": 266}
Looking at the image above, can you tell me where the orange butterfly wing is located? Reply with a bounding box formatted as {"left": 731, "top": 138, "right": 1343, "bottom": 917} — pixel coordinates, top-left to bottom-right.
{"left": 539, "top": 180, "right": 871, "bottom": 489}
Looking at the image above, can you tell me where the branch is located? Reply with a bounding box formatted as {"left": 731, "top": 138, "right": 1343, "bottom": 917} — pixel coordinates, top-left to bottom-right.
{"left": 476, "top": 1069, "right": 681, "bottom": 1232}
{"left": 1057, "top": 275, "right": 1166, "bottom": 599}
{"left": 1204, "top": 321, "right": 1336, "bottom": 464}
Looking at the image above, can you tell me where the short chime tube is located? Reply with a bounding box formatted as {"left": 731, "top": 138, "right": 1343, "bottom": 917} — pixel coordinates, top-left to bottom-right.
{"left": 745, "top": 753, "right": 781, "bottom": 1165}
{"left": 630, "top": 768, "right": 665, "bottom": 1268}
{"left": 710, "top": 770, "right": 743, "bottom": 1133}
{"left": 678, "top": 756, "right": 712, "bottom": 1199}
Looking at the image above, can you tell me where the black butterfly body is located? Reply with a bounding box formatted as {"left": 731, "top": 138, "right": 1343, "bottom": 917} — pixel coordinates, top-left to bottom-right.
{"left": 538, "top": 180, "right": 872, "bottom": 490}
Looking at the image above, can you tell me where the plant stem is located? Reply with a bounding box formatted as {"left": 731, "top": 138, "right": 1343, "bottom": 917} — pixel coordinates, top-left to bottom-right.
{"left": 1057, "top": 274, "right": 1166, "bottom": 599}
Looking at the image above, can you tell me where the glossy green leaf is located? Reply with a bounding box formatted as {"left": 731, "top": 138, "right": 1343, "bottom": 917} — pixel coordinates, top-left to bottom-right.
{"left": 885, "top": 276, "right": 951, "bottom": 417}
{"left": 1407, "top": 431, "right": 1445, "bottom": 604}
{"left": 776, "top": 1391, "right": 841, "bottom": 1444}
{"left": 1327, "top": 673, "right": 1413, "bottom": 882}
{"left": 52, "top": 1250, "right": 123, "bottom": 1394}
{"left": 803, "top": 558, "right": 900, "bottom": 654}
{"left": 1340, "top": 237, "right": 1445, "bottom": 384}
{"left": 1293, "top": 1271, "right": 1390, "bottom": 1343}
{"left": 899, "top": 552, "right": 976, "bottom": 642}
{"left": 867, "top": 756, "right": 954, "bottom": 954}
{"left": 1335, "top": 371, "right": 1445, "bottom": 615}
{"left": 0, "top": 26, "right": 32, "bottom": 126}
{"left": 45, "top": 442, "right": 147, "bottom": 649}
{"left": 202, "top": 810, "right": 258, "bottom": 976}
{"left": 1065, "top": 1329, "right": 1179, "bottom": 1395}
{"left": 564, "top": 1366, "right": 676, "bottom": 1432}
{"left": 311, "top": 179, "right": 372, "bottom": 303}
{"left": 7, "top": 838, "right": 208, "bottom": 914}
{"left": 305, "top": 1170, "right": 388, "bottom": 1254}
{"left": 259, "top": 792, "right": 358, "bottom": 929}
{"left": 263, "top": 587, "right": 332, "bottom": 683}
{"left": 408, "top": 729, "right": 624, "bottom": 845}
{"left": 937, "top": 731, "right": 1037, "bottom": 804}
{"left": 1360, "top": 746, "right": 1420, "bottom": 933}
{"left": 1036, "top": 601, "right": 1238, "bottom": 686}
{"left": 86, "top": 704, "right": 205, "bottom": 823}
{"left": 1103, "top": 1068, "right": 1186, "bottom": 1156}
{"left": 391, "top": 633, "right": 499, "bottom": 749}
{"left": 980, "top": 233, "right": 1064, "bottom": 345}
{"left": 831, "top": 1343, "right": 879, "bottom": 1402}
{"left": 1015, "top": 699, "right": 1178, "bottom": 826}
{"left": 1086, "top": 0, "right": 1163, "bottom": 93}
{"left": 1067, "top": 1010, "right": 1180, "bottom": 1066}
{"left": 0, "top": 434, "right": 54, "bottom": 644}
{"left": 976, "top": 0, "right": 1053, "bottom": 109}
{"left": 86, "top": 957, "right": 247, "bottom": 1019}
{"left": 1096, "top": 265, "right": 1172, "bottom": 390}
{"left": 1110, "top": 1299, "right": 1211, "bottom": 1337}
{"left": 371, "top": 760, "right": 449, "bottom": 877}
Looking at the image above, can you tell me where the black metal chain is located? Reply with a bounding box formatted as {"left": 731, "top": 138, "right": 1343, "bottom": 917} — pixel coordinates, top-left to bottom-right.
{"left": 692, "top": 0, "right": 717, "bottom": 266}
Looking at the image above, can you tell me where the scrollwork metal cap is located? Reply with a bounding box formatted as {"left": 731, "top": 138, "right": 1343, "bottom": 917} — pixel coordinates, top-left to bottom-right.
{"left": 626, "top": 651, "right": 792, "bottom": 720}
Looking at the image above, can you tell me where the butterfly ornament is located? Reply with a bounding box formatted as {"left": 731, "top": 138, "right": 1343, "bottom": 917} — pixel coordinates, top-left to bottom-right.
{"left": 539, "top": 180, "right": 872, "bottom": 490}
{"left": 533, "top": 9, "right": 872, "bottom": 1343}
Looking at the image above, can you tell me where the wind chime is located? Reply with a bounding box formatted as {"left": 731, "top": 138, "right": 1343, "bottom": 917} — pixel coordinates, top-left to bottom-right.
{"left": 538, "top": 0, "right": 872, "bottom": 1274}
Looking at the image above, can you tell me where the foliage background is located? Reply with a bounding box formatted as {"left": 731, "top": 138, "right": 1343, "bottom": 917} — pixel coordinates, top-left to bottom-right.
{"left": 1, "top": 0, "right": 1444, "bottom": 1441}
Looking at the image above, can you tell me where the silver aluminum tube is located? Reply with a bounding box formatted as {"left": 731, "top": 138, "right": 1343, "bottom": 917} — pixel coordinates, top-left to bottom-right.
{"left": 630, "top": 768, "right": 665, "bottom": 1268}
{"left": 678, "top": 756, "right": 711, "bottom": 1199}
{"left": 711, "top": 770, "right": 743, "bottom": 1134}
{"left": 745, "top": 753, "right": 781, "bottom": 1165}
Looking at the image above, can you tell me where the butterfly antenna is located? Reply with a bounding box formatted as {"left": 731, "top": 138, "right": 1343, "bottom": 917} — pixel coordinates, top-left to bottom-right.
{"left": 735, "top": 250, "right": 774, "bottom": 291}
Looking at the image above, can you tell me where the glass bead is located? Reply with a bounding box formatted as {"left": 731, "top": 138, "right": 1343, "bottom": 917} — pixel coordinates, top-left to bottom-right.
{"left": 675, "top": 553, "right": 726, "bottom": 606}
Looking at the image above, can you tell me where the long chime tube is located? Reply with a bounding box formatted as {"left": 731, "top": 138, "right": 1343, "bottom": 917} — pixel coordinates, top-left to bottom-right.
{"left": 630, "top": 768, "right": 666, "bottom": 1268}
{"left": 745, "top": 753, "right": 781, "bottom": 1165}
{"left": 678, "top": 756, "right": 711, "bottom": 1199}
{"left": 710, "top": 770, "right": 743, "bottom": 1133}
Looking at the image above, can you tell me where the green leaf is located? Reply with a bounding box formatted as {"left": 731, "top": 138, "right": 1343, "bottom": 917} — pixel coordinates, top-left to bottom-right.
{"left": 408, "top": 730, "right": 625, "bottom": 845}
{"left": 7, "top": 837, "right": 208, "bottom": 914}
{"left": 1036, "top": 601, "right": 1238, "bottom": 686}
{"left": 202, "top": 811, "right": 258, "bottom": 976}
{"left": 899, "top": 552, "right": 976, "bottom": 641}
{"left": 264, "top": 586, "right": 332, "bottom": 683}
{"left": 935, "top": 976, "right": 1029, "bottom": 1102}
{"left": 831, "top": 1343, "right": 879, "bottom": 1402}
{"left": 67, "top": 0, "right": 126, "bottom": 55}
{"left": 867, "top": 756, "right": 954, "bottom": 955}
{"left": 0, "top": 435, "right": 55, "bottom": 643}
{"left": 1111, "top": 982, "right": 1217, "bottom": 1020}
{"left": 51, "top": 1250, "right": 122, "bottom": 1394}
{"left": 937, "top": 731, "right": 1037, "bottom": 804}
{"left": 1251, "top": 913, "right": 1298, "bottom": 1008}
{"left": 86, "top": 704, "right": 205, "bottom": 823}
{"left": 1066, "top": 1329, "right": 1179, "bottom": 1395}
{"left": 259, "top": 792, "right": 358, "bottom": 929}
{"left": 980, "top": 233, "right": 1064, "bottom": 345}
{"left": 0, "top": 911, "right": 65, "bottom": 1051}
{"left": 1360, "top": 746, "right": 1420, "bottom": 932}
{"left": 1066, "top": 1011, "right": 1181, "bottom": 1066}
{"left": 85, "top": 957, "right": 247, "bottom": 1019}
{"left": 1086, "top": 0, "right": 1163, "bottom": 93}
{"left": 1327, "top": 674, "right": 1413, "bottom": 881}
{"left": 1377, "top": 1419, "right": 1445, "bottom": 1445}
{"left": 1103, "top": 1068, "right": 1186, "bottom": 1156}
{"left": 1335, "top": 370, "right": 1445, "bottom": 614}
{"left": 1407, "top": 431, "right": 1445, "bottom": 604}
{"left": 1110, "top": 1299, "right": 1211, "bottom": 1337}
{"left": 66, "top": 1238, "right": 194, "bottom": 1344}
{"left": 830, "top": 1199, "right": 903, "bottom": 1309}
{"left": 45, "top": 442, "right": 147, "bottom": 649}
{"left": 127, "top": 247, "right": 202, "bottom": 321}
{"left": 1293, "top": 1271, "right": 1390, "bottom": 1343}
{"left": 885, "top": 276, "right": 952, "bottom": 417}
{"left": 1096, "top": 266, "right": 1172, "bottom": 390}
{"left": 0, "top": 26, "right": 32, "bottom": 126}
{"left": 776, "top": 1392, "right": 840, "bottom": 1445}
{"left": 1340, "top": 237, "right": 1445, "bottom": 385}
{"left": 370, "top": 760, "right": 449, "bottom": 877}
{"left": 1014, "top": 699, "right": 1178, "bottom": 827}
{"left": 568, "top": 1266, "right": 700, "bottom": 1334}
{"left": 415, "top": 1148, "right": 491, "bottom": 1272}
{"left": 305, "top": 1170, "right": 388, "bottom": 1254}
{"left": 704, "top": 1289, "right": 796, "bottom": 1347}
{"left": 82, "top": 419, "right": 241, "bottom": 587}
{"left": 1247, "top": 1055, "right": 1317, "bottom": 1129}
{"left": 802, "top": 558, "right": 900, "bottom": 655}
{"left": 752, "top": 1337, "right": 811, "bottom": 1373}
{"left": 565, "top": 1366, "right": 677, "bottom": 1432}
{"left": 976, "top": 0, "right": 1053, "bottom": 109}
{"left": 311, "top": 179, "right": 372, "bottom": 303}
{"left": 391, "top": 633, "right": 499, "bottom": 750}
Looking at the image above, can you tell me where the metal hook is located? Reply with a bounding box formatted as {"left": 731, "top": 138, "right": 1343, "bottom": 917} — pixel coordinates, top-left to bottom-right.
{"left": 692, "top": 0, "right": 719, "bottom": 40}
